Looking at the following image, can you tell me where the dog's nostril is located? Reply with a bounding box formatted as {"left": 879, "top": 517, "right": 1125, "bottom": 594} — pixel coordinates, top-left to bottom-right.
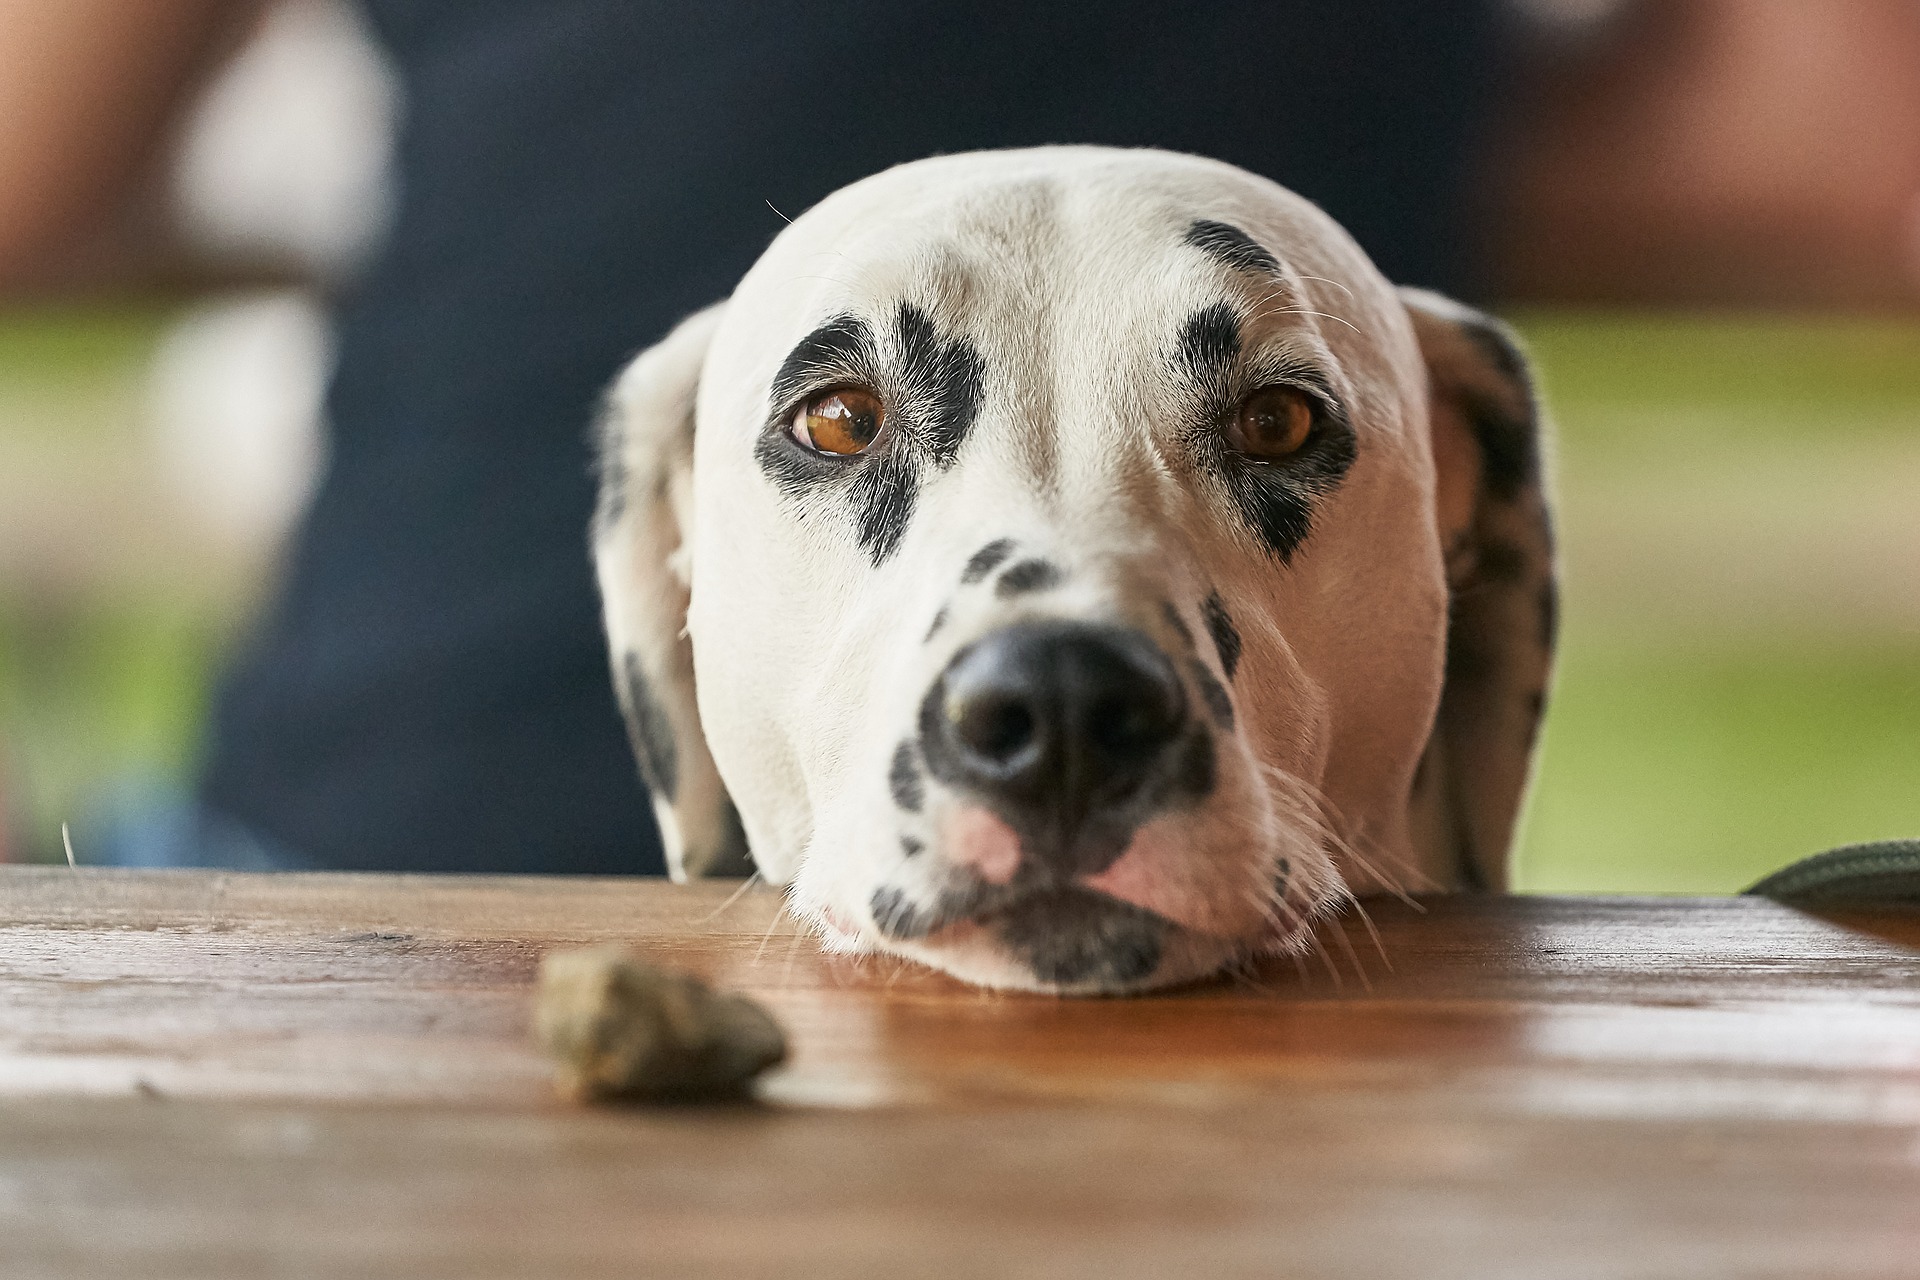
{"left": 1092, "top": 693, "right": 1176, "bottom": 756}
{"left": 953, "top": 694, "right": 1036, "bottom": 763}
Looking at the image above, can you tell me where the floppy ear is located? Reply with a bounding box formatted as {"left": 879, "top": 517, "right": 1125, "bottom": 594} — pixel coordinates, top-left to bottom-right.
{"left": 592, "top": 303, "right": 753, "bottom": 880}
{"left": 1400, "top": 289, "right": 1558, "bottom": 892}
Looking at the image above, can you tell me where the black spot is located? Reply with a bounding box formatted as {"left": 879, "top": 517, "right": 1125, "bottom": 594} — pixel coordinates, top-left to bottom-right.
{"left": 962, "top": 538, "right": 1016, "bottom": 584}
{"left": 1184, "top": 219, "right": 1281, "bottom": 275}
{"left": 889, "top": 741, "right": 924, "bottom": 813}
{"left": 768, "top": 313, "right": 876, "bottom": 408}
{"left": 870, "top": 886, "right": 931, "bottom": 941}
{"left": 1538, "top": 580, "right": 1560, "bottom": 649}
{"left": 1176, "top": 302, "right": 1242, "bottom": 382}
{"left": 1189, "top": 658, "right": 1235, "bottom": 731}
{"left": 1462, "top": 315, "right": 1531, "bottom": 391}
{"left": 1472, "top": 407, "right": 1539, "bottom": 504}
{"left": 992, "top": 888, "right": 1164, "bottom": 987}
{"left": 1453, "top": 314, "right": 1540, "bottom": 505}
{"left": 1160, "top": 601, "right": 1194, "bottom": 650}
{"left": 995, "top": 559, "right": 1062, "bottom": 597}
{"left": 1446, "top": 631, "right": 1492, "bottom": 685}
{"left": 893, "top": 302, "right": 986, "bottom": 467}
{"left": 850, "top": 452, "right": 918, "bottom": 562}
{"left": 925, "top": 606, "right": 950, "bottom": 642}
{"left": 1273, "top": 857, "right": 1293, "bottom": 899}
{"left": 618, "top": 650, "right": 677, "bottom": 801}
{"left": 1478, "top": 540, "right": 1528, "bottom": 583}
{"left": 900, "top": 836, "right": 924, "bottom": 859}
{"left": 1200, "top": 592, "right": 1241, "bottom": 682}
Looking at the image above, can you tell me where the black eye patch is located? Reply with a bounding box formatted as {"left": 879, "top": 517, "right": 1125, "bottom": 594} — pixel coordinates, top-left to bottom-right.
{"left": 756, "top": 304, "right": 987, "bottom": 566}
{"left": 1184, "top": 219, "right": 1281, "bottom": 276}
{"left": 1172, "top": 302, "right": 1357, "bottom": 562}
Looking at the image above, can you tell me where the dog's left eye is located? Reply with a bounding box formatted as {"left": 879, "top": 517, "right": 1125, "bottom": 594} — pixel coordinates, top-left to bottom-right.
{"left": 789, "top": 390, "right": 884, "bottom": 456}
{"left": 1226, "top": 386, "right": 1316, "bottom": 460}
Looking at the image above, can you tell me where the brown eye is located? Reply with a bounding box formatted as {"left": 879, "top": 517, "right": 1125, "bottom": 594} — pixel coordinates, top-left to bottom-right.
{"left": 791, "top": 389, "right": 883, "bottom": 456}
{"left": 1228, "top": 387, "right": 1316, "bottom": 460}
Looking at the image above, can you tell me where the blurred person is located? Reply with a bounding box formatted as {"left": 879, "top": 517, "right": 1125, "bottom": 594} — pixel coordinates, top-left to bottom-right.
{"left": 3, "top": 0, "right": 1514, "bottom": 875}
{"left": 4, "top": 2, "right": 1909, "bottom": 875}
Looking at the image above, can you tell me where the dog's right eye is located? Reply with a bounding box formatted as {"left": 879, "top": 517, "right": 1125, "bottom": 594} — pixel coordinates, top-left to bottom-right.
{"left": 789, "top": 390, "right": 884, "bottom": 456}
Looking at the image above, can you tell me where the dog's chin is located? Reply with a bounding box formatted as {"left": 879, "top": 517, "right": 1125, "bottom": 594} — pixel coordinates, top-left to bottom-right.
{"left": 868, "top": 887, "right": 1300, "bottom": 996}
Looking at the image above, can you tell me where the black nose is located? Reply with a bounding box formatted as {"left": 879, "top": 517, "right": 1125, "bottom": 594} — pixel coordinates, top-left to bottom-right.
{"left": 920, "top": 622, "right": 1188, "bottom": 873}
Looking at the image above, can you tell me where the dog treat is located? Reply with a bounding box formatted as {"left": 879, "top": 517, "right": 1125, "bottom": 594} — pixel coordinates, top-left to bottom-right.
{"left": 533, "top": 946, "right": 786, "bottom": 1102}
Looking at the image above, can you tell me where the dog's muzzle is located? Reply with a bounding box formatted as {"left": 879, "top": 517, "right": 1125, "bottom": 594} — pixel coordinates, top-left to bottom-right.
{"left": 918, "top": 621, "right": 1202, "bottom": 881}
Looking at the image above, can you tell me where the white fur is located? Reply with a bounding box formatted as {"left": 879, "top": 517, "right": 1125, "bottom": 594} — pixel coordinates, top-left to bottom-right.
{"left": 594, "top": 147, "right": 1554, "bottom": 993}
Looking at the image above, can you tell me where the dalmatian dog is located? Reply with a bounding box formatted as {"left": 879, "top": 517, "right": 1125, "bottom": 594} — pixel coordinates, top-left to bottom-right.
{"left": 593, "top": 147, "right": 1555, "bottom": 994}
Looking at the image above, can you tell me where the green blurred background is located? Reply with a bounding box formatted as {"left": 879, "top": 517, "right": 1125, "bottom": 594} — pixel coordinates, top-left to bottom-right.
{"left": 2, "top": 303, "right": 1915, "bottom": 889}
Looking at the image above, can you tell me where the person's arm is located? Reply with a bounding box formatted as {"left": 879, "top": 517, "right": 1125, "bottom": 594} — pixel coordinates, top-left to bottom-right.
{"left": 0, "top": 0, "right": 260, "bottom": 286}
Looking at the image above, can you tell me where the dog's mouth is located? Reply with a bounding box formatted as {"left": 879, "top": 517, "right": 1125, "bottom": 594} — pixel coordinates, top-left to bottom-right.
{"left": 864, "top": 867, "right": 1339, "bottom": 992}
{"left": 870, "top": 879, "right": 1265, "bottom": 990}
{"left": 973, "top": 885, "right": 1169, "bottom": 988}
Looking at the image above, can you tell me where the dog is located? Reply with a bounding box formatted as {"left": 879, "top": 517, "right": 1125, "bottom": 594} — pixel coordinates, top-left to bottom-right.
{"left": 592, "top": 147, "right": 1555, "bottom": 994}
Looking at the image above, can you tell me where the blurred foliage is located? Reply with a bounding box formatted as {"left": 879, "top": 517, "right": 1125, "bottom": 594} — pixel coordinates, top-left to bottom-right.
{"left": 0, "top": 303, "right": 1915, "bottom": 883}
{"left": 1518, "top": 638, "right": 1919, "bottom": 892}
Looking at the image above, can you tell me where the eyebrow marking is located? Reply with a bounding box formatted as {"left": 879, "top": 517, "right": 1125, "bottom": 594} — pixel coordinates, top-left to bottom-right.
{"left": 1175, "top": 302, "right": 1242, "bottom": 382}
{"left": 1184, "top": 219, "right": 1281, "bottom": 275}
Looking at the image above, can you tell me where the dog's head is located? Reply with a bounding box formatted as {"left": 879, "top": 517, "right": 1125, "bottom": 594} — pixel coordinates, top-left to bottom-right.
{"left": 594, "top": 148, "right": 1555, "bottom": 993}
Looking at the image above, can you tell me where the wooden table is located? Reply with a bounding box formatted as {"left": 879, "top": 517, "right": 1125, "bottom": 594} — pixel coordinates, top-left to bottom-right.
{"left": 3, "top": 866, "right": 1917, "bottom": 1278}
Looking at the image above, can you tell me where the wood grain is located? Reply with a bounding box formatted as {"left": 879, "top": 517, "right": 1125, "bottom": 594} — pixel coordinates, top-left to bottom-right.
{"left": 3, "top": 866, "right": 1918, "bottom": 1278}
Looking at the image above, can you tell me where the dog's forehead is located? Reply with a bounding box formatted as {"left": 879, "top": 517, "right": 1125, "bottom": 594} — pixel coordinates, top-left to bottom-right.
{"left": 719, "top": 147, "right": 1415, "bottom": 413}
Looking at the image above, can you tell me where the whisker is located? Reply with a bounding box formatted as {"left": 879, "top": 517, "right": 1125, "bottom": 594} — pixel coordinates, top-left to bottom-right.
{"left": 752, "top": 891, "right": 796, "bottom": 966}
{"left": 1288, "top": 949, "right": 1311, "bottom": 986}
{"left": 696, "top": 871, "right": 764, "bottom": 923}
{"left": 1307, "top": 926, "right": 1343, "bottom": 991}
{"left": 1243, "top": 291, "right": 1363, "bottom": 336}
{"left": 1289, "top": 273, "right": 1356, "bottom": 301}
{"left": 1327, "top": 894, "right": 1373, "bottom": 992}
{"left": 1350, "top": 896, "right": 1393, "bottom": 973}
